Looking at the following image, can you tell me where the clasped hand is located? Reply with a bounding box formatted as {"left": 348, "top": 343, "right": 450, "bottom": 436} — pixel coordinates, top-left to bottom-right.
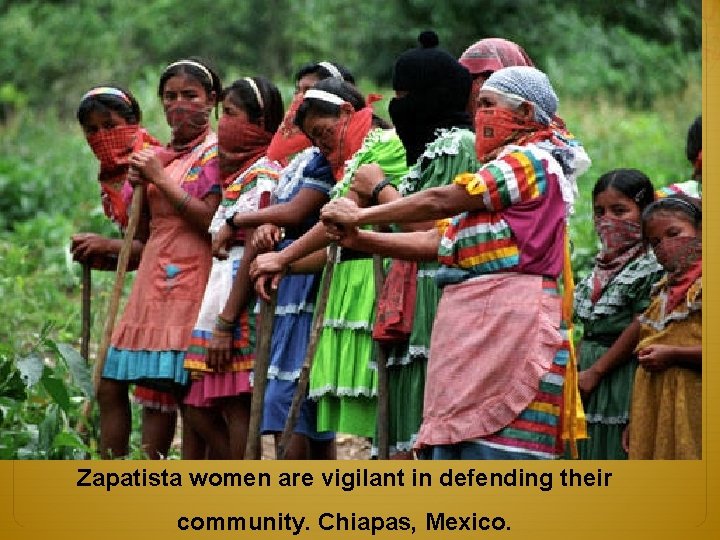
{"left": 128, "top": 148, "right": 163, "bottom": 186}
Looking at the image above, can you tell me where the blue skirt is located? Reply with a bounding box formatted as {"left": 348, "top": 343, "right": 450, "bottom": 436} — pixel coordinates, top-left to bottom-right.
{"left": 261, "top": 268, "right": 334, "bottom": 441}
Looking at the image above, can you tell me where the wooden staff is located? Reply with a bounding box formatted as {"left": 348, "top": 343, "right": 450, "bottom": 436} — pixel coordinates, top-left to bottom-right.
{"left": 278, "top": 244, "right": 337, "bottom": 459}
{"left": 92, "top": 185, "right": 143, "bottom": 394}
{"left": 373, "top": 254, "right": 390, "bottom": 460}
{"left": 81, "top": 263, "right": 92, "bottom": 361}
{"left": 244, "top": 291, "right": 278, "bottom": 460}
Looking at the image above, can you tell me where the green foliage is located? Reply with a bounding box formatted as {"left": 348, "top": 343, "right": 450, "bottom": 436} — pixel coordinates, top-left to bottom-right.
{"left": 0, "top": 324, "right": 91, "bottom": 459}
{"left": 0, "top": 0, "right": 701, "bottom": 114}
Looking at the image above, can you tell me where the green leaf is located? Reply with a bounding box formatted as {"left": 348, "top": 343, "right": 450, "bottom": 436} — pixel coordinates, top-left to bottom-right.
{"left": 56, "top": 343, "right": 93, "bottom": 398}
{"left": 37, "top": 405, "right": 60, "bottom": 457}
{"left": 51, "top": 431, "right": 88, "bottom": 451}
{"left": 41, "top": 376, "right": 71, "bottom": 412}
{"left": 16, "top": 355, "right": 43, "bottom": 388}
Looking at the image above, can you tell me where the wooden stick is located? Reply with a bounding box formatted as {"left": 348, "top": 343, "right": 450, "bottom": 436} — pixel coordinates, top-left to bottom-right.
{"left": 244, "top": 291, "right": 278, "bottom": 460}
{"left": 373, "top": 254, "right": 390, "bottom": 460}
{"left": 81, "top": 263, "right": 92, "bottom": 361}
{"left": 92, "top": 185, "right": 143, "bottom": 395}
{"left": 278, "top": 244, "right": 337, "bottom": 459}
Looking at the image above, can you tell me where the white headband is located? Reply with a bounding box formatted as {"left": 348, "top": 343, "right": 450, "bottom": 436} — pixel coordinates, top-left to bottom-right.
{"left": 164, "top": 60, "right": 213, "bottom": 87}
{"left": 304, "top": 89, "right": 346, "bottom": 106}
{"left": 318, "top": 61, "right": 343, "bottom": 79}
{"left": 244, "top": 77, "right": 264, "bottom": 110}
{"left": 480, "top": 86, "right": 525, "bottom": 109}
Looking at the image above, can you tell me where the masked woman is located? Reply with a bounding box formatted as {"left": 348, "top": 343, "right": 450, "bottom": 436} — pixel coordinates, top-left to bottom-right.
{"left": 322, "top": 66, "right": 590, "bottom": 459}
{"left": 250, "top": 78, "right": 408, "bottom": 440}
{"left": 98, "top": 59, "right": 223, "bottom": 459}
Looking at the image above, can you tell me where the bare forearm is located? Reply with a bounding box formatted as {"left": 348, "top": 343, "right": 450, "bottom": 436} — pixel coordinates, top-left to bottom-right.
{"left": 233, "top": 190, "right": 328, "bottom": 229}
{"left": 219, "top": 242, "right": 258, "bottom": 322}
{"left": 673, "top": 346, "right": 702, "bottom": 369}
{"left": 354, "top": 185, "right": 479, "bottom": 227}
{"left": 588, "top": 319, "right": 641, "bottom": 377}
{"left": 105, "top": 238, "right": 144, "bottom": 267}
{"left": 289, "top": 249, "right": 327, "bottom": 273}
{"left": 154, "top": 174, "right": 220, "bottom": 232}
{"left": 350, "top": 229, "right": 440, "bottom": 261}
{"left": 277, "top": 222, "right": 330, "bottom": 266}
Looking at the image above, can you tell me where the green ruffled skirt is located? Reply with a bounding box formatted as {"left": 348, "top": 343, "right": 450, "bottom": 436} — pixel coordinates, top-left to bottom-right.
{"left": 310, "top": 257, "right": 378, "bottom": 438}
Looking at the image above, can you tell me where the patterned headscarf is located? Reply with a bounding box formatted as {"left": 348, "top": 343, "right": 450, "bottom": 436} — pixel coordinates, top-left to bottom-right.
{"left": 483, "top": 66, "right": 557, "bottom": 125}
{"left": 459, "top": 38, "right": 534, "bottom": 75}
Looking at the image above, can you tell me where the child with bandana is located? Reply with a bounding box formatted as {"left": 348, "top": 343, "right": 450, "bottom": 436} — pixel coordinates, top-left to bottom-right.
{"left": 98, "top": 58, "right": 223, "bottom": 459}
{"left": 574, "top": 169, "right": 663, "bottom": 459}
{"left": 627, "top": 196, "right": 702, "bottom": 459}
{"left": 72, "top": 86, "right": 157, "bottom": 270}
{"left": 73, "top": 86, "right": 181, "bottom": 458}
{"left": 182, "top": 77, "right": 284, "bottom": 459}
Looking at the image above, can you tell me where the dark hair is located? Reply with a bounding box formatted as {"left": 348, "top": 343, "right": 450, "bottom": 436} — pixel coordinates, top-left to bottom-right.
{"left": 592, "top": 168, "right": 656, "bottom": 213}
{"left": 222, "top": 76, "right": 284, "bottom": 133}
{"left": 686, "top": 115, "right": 701, "bottom": 163}
{"left": 77, "top": 86, "right": 141, "bottom": 126}
{"left": 294, "top": 78, "right": 365, "bottom": 130}
{"left": 641, "top": 194, "right": 702, "bottom": 240}
{"left": 158, "top": 57, "right": 222, "bottom": 103}
{"left": 295, "top": 61, "right": 355, "bottom": 85}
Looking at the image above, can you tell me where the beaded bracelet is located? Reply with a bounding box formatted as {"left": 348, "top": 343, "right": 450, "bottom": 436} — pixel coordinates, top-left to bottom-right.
{"left": 174, "top": 192, "right": 192, "bottom": 213}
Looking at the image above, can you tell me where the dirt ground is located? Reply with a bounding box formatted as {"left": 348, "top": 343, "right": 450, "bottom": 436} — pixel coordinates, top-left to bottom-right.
{"left": 260, "top": 434, "right": 371, "bottom": 460}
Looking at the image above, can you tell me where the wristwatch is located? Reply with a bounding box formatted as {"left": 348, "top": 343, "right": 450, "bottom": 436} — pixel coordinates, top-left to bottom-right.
{"left": 225, "top": 212, "right": 239, "bottom": 229}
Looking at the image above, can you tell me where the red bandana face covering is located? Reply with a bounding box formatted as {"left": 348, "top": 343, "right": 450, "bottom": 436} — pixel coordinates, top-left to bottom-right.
{"left": 86, "top": 125, "right": 161, "bottom": 228}
{"left": 590, "top": 216, "right": 644, "bottom": 303}
{"left": 86, "top": 124, "right": 140, "bottom": 176}
{"left": 654, "top": 235, "right": 701, "bottom": 274}
{"left": 266, "top": 94, "right": 311, "bottom": 165}
{"left": 217, "top": 115, "right": 273, "bottom": 186}
{"left": 164, "top": 101, "right": 211, "bottom": 148}
{"left": 474, "top": 106, "right": 544, "bottom": 161}
{"left": 325, "top": 106, "right": 373, "bottom": 180}
{"left": 653, "top": 236, "right": 702, "bottom": 313}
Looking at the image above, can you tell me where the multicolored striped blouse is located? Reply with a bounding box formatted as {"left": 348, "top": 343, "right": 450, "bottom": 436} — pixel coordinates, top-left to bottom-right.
{"left": 207, "top": 156, "right": 282, "bottom": 238}
{"left": 655, "top": 179, "right": 701, "bottom": 199}
{"left": 436, "top": 143, "right": 567, "bottom": 286}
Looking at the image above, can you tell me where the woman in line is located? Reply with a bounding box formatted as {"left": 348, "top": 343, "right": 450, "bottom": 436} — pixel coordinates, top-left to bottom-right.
{"left": 628, "top": 196, "right": 702, "bottom": 459}
{"left": 321, "top": 66, "right": 590, "bottom": 459}
{"left": 574, "top": 169, "right": 663, "bottom": 459}
{"left": 351, "top": 32, "right": 541, "bottom": 458}
{"left": 98, "top": 58, "right": 223, "bottom": 459}
{"left": 458, "top": 37, "right": 534, "bottom": 114}
{"left": 250, "top": 77, "right": 408, "bottom": 441}
{"left": 72, "top": 86, "right": 180, "bottom": 458}
{"left": 181, "top": 76, "right": 283, "bottom": 459}
{"left": 209, "top": 61, "right": 353, "bottom": 459}
{"left": 344, "top": 31, "right": 475, "bottom": 457}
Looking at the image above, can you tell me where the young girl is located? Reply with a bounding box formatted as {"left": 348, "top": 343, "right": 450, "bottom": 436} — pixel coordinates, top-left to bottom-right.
{"left": 98, "top": 58, "right": 223, "bottom": 459}
{"left": 628, "top": 195, "right": 702, "bottom": 459}
{"left": 212, "top": 61, "right": 352, "bottom": 460}
{"left": 71, "top": 86, "right": 155, "bottom": 269}
{"left": 71, "top": 86, "right": 179, "bottom": 458}
{"left": 574, "top": 169, "right": 663, "bottom": 459}
{"left": 181, "top": 77, "right": 284, "bottom": 459}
